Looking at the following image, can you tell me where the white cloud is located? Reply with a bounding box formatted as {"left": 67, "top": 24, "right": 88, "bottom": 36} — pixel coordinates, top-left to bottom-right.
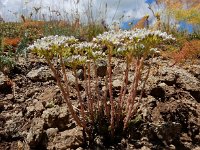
{"left": 0, "top": 0, "right": 152, "bottom": 23}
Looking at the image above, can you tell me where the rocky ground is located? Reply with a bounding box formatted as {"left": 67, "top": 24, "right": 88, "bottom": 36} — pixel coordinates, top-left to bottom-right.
{"left": 0, "top": 53, "right": 199, "bottom": 150}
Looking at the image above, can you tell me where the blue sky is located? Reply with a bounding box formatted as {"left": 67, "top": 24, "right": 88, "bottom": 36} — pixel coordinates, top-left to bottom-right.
{"left": 145, "top": 0, "right": 155, "bottom": 4}
{"left": 179, "top": 21, "right": 193, "bottom": 33}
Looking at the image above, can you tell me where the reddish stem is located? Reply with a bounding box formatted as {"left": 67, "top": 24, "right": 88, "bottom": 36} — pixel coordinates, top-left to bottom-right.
{"left": 124, "top": 57, "right": 143, "bottom": 129}
{"left": 73, "top": 67, "right": 87, "bottom": 126}
{"left": 116, "top": 58, "right": 130, "bottom": 125}
{"left": 47, "top": 59, "right": 84, "bottom": 127}
{"left": 103, "top": 74, "right": 109, "bottom": 117}
{"left": 93, "top": 62, "right": 101, "bottom": 112}
{"left": 108, "top": 45, "right": 114, "bottom": 137}
{"left": 84, "top": 63, "right": 94, "bottom": 123}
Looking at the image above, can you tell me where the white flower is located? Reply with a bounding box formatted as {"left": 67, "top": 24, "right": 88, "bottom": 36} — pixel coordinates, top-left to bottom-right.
{"left": 95, "top": 29, "right": 175, "bottom": 47}
{"left": 91, "top": 51, "right": 105, "bottom": 57}
{"left": 72, "top": 42, "right": 101, "bottom": 50}
{"left": 28, "top": 35, "right": 78, "bottom": 51}
{"left": 65, "top": 55, "right": 87, "bottom": 64}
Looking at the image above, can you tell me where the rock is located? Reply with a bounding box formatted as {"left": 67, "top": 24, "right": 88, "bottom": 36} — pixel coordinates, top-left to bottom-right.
{"left": 194, "top": 134, "right": 200, "bottom": 143}
{"left": 141, "top": 146, "right": 151, "bottom": 150}
{"left": 26, "top": 105, "right": 35, "bottom": 117}
{"left": 42, "top": 106, "right": 70, "bottom": 131}
{"left": 76, "top": 69, "right": 84, "bottom": 80}
{"left": 112, "top": 79, "right": 123, "bottom": 97}
{"left": 17, "top": 141, "right": 25, "bottom": 150}
{"left": 151, "top": 122, "right": 181, "bottom": 145}
{"left": 25, "top": 88, "right": 40, "bottom": 98}
{"left": 15, "top": 97, "right": 25, "bottom": 103}
{"left": 193, "top": 146, "right": 200, "bottom": 150}
{"left": 47, "top": 127, "right": 83, "bottom": 150}
{"left": 26, "top": 118, "right": 47, "bottom": 149}
{"left": 96, "top": 60, "right": 107, "bottom": 77}
{"left": 66, "top": 71, "right": 76, "bottom": 84}
{"left": 25, "top": 101, "right": 45, "bottom": 117}
{"left": 37, "top": 87, "right": 58, "bottom": 102}
{"left": 3, "top": 112, "right": 25, "bottom": 140}
{"left": 158, "top": 82, "right": 167, "bottom": 87}
{"left": 113, "top": 79, "right": 122, "bottom": 89}
{"left": 186, "top": 64, "right": 200, "bottom": 80}
{"left": 147, "top": 64, "right": 200, "bottom": 102}
{"left": 160, "top": 66, "right": 200, "bottom": 91}
{"left": 27, "top": 67, "right": 55, "bottom": 82}
{"left": 34, "top": 101, "right": 45, "bottom": 112}
{"left": 169, "top": 144, "right": 176, "bottom": 150}
{"left": 5, "top": 94, "right": 14, "bottom": 101}
{"left": 94, "top": 136, "right": 104, "bottom": 146}
{"left": 76, "top": 147, "right": 84, "bottom": 150}
{"left": 46, "top": 128, "right": 58, "bottom": 140}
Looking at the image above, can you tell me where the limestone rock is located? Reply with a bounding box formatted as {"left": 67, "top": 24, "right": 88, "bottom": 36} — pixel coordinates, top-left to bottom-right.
{"left": 47, "top": 127, "right": 83, "bottom": 150}
{"left": 42, "top": 106, "right": 70, "bottom": 131}
{"left": 26, "top": 118, "right": 47, "bottom": 148}
{"left": 27, "top": 67, "right": 55, "bottom": 82}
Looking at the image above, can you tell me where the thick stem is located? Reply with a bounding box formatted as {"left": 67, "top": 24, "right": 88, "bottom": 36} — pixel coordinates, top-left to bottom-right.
{"left": 47, "top": 59, "right": 83, "bottom": 127}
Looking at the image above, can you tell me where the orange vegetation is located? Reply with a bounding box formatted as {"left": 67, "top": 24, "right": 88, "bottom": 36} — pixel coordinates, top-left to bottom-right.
{"left": 3, "top": 37, "right": 21, "bottom": 47}
{"left": 22, "top": 20, "right": 45, "bottom": 29}
{"left": 172, "top": 40, "right": 200, "bottom": 64}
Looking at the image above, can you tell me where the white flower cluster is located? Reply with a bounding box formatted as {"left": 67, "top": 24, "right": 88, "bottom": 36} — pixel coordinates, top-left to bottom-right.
{"left": 64, "top": 55, "right": 87, "bottom": 65}
{"left": 28, "top": 35, "right": 78, "bottom": 51}
{"left": 93, "top": 30, "right": 125, "bottom": 45}
{"left": 91, "top": 51, "right": 105, "bottom": 58}
{"left": 152, "top": 30, "right": 176, "bottom": 40}
{"left": 72, "top": 42, "right": 101, "bottom": 50}
{"left": 94, "top": 29, "right": 175, "bottom": 46}
{"left": 71, "top": 42, "right": 105, "bottom": 59}
{"left": 117, "top": 46, "right": 127, "bottom": 53}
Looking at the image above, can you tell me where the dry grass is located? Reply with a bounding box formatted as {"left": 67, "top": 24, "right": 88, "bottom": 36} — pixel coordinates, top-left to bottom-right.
{"left": 58, "top": 20, "right": 69, "bottom": 27}
{"left": 22, "top": 20, "right": 45, "bottom": 29}
{"left": 171, "top": 40, "right": 200, "bottom": 64}
{"left": 132, "top": 15, "right": 149, "bottom": 30}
